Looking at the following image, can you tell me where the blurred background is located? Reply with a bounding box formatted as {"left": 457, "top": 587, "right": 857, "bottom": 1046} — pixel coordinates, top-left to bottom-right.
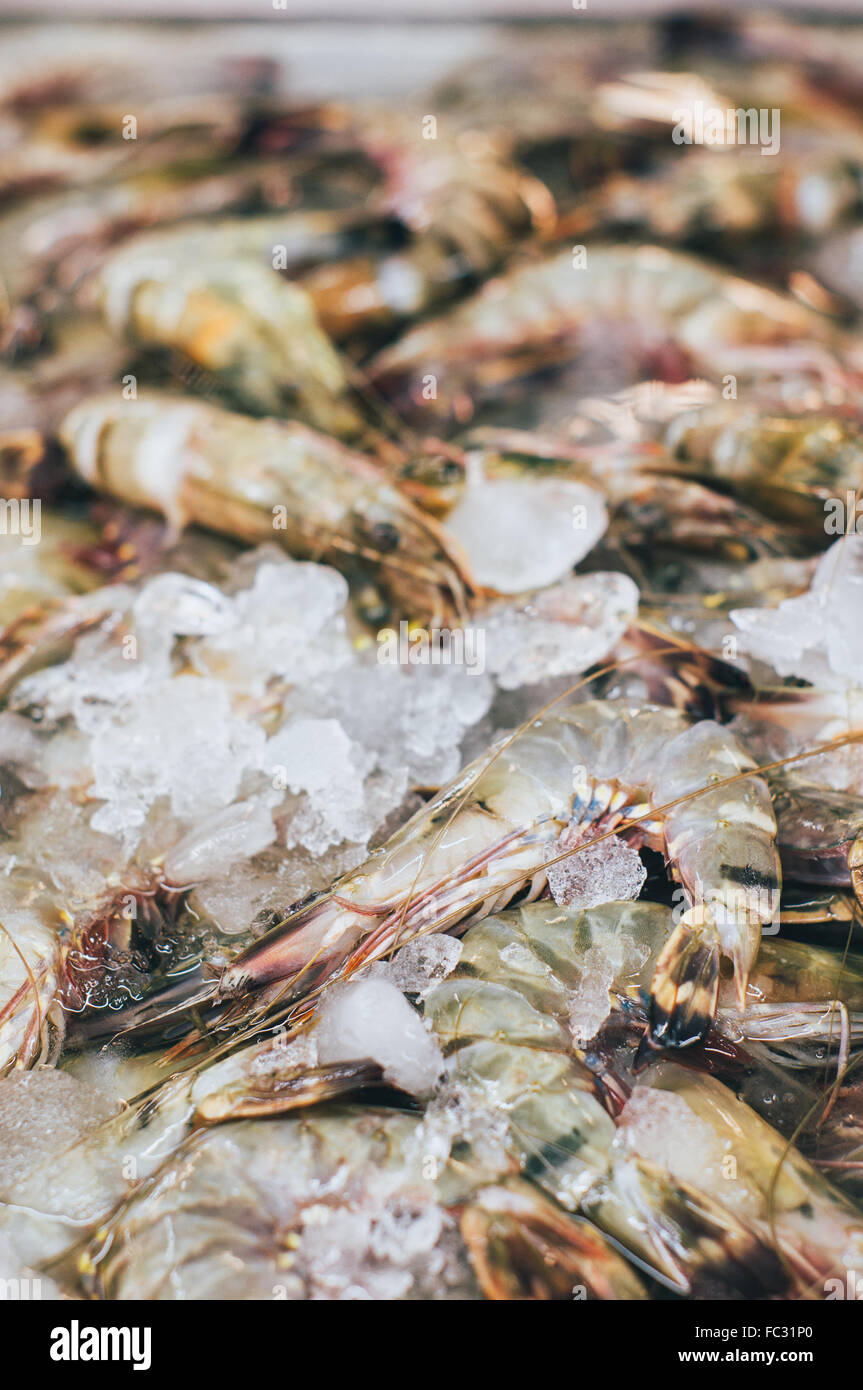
{"left": 3, "top": 1, "right": 863, "bottom": 13}
{"left": 1, "top": 3, "right": 862, "bottom": 105}
{"left": 3, "top": 0, "right": 863, "bottom": 14}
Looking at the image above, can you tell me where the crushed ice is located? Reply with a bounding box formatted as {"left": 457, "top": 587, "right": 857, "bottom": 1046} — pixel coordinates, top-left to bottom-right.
{"left": 480, "top": 572, "right": 638, "bottom": 690}
{"left": 373, "top": 934, "right": 464, "bottom": 996}
{"left": 547, "top": 832, "right": 647, "bottom": 909}
{"left": 731, "top": 535, "right": 863, "bottom": 691}
{"left": 11, "top": 551, "right": 495, "bottom": 875}
{"left": 0, "top": 1068, "right": 118, "bottom": 1197}
{"left": 615, "top": 1084, "right": 753, "bottom": 1217}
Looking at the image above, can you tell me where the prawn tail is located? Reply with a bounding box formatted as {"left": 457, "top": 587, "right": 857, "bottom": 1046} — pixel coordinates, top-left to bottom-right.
{"left": 583, "top": 1157, "right": 786, "bottom": 1297}
{"left": 647, "top": 909, "right": 720, "bottom": 1049}
{"left": 460, "top": 1179, "right": 648, "bottom": 1301}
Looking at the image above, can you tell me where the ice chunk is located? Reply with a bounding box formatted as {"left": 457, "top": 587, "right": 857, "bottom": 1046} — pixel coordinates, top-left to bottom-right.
{"left": 384, "top": 935, "right": 463, "bottom": 995}
{"left": 565, "top": 929, "right": 650, "bottom": 1045}
{"left": 265, "top": 718, "right": 374, "bottom": 853}
{"left": 292, "top": 662, "right": 493, "bottom": 792}
{"left": 391, "top": 668, "right": 492, "bottom": 770}
{"left": 295, "top": 1192, "right": 456, "bottom": 1301}
{"left": 410, "top": 1077, "right": 510, "bottom": 1174}
{"left": 0, "top": 1069, "right": 117, "bottom": 1197}
{"left": 445, "top": 455, "right": 608, "bottom": 593}
{"left": 249, "top": 559, "right": 349, "bottom": 635}
{"left": 481, "top": 573, "right": 638, "bottom": 689}
{"left": 189, "top": 865, "right": 288, "bottom": 937}
{"left": 40, "top": 728, "right": 93, "bottom": 790}
{"left": 163, "top": 798, "right": 278, "bottom": 884}
{"left": 297, "top": 1208, "right": 387, "bottom": 1298}
{"left": 266, "top": 718, "right": 365, "bottom": 796}
{"left": 89, "top": 676, "right": 265, "bottom": 844}
{"left": 18, "top": 616, "right": 158, "bottom": 734}
{"left": 2, "top": 793, "right": 129, "bottom": 920}
{"left": 133, "top": 572, "right": 233, "bottom": 639}
{"left": 731, "top": 536, "right": 863, "bottom": 690}
{"left": 5, "top": 542, "right": 496, "bottom": 927}
{"left": 189, "top": 840, "right": 369, "bottom": 940}
{"left": 315, "top": 977, "right": 443, "bottom": 1096}
{"left": 368, "top": 1198, "right": 446, "bottom": 1266}
{"left": 194, "top": 557, "right": 352, "bottom": 693}
{"left": 614, "top": 1085, "right": 753, "bottom": 1215}
{"left": 547, "top": 834, "right": 646, "bottom": 909}
{"left": 566, "top": 946, "right": 618, "bottom": 1044}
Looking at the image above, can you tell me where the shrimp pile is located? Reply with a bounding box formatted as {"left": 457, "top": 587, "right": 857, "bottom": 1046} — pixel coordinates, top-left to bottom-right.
{"left": 1, "top": 11, "right": 863, "bottom": 1304}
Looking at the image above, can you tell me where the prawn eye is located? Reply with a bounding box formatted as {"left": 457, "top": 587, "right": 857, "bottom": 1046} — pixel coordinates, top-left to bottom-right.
{"left": 367, "top": 520, "right": 401, "bottom": 553}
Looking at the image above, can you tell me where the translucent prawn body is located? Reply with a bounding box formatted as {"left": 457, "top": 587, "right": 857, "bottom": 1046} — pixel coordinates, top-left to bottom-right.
{"left": 87, "top": 1103, "right": 647, "bottom": 1301}
{"left": 369, "top": 244, "right": 853, "bottom": 424}
{"left": 220, "top": 699, "right": 780, "bottom": 1049}
{"left": 58, "top": 392, "right": 470, "bottom": 626}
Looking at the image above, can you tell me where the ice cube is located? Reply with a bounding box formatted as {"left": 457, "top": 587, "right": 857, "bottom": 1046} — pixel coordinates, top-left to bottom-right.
{"left": 195, "top": 557, "right": 352, "bottom": 694}
{"left": 481, "top": 573, "right": 639, "bottom": 689}
{"left": 163, "top": 798, "right": 278, "bottom": 884}
{"left": 731, "top": 536, "right": 863, "bottom": 690}
{"left": 304, "top": 663, "right": 493, "bottom": 789}
{"left": 188, "top": 864, "right": 287, "bottom": 937}
{"left": 266, "top": 718, "right": 363, "bottom": 795}
{"left": 315, "top": 977, "right": 444, "bottom": 1096}
{"left": 265, "top": 718, "right": 373, "bottom": 853}
{"left": 444, "top": 455, "right": 607, "bottom": 593}
{"left": 547, "top": 833, "right": 647, "bottom": 909}
{"left": 89, "top": 676, "right": 266, "bottom": 847}
{"left": 18, "top": 616, "right": 155, "bottom": 734}
{"left": 369, "top": 1198, "right": 445, "bottom": 1265}
{"left": 566, "top": 945, "right": 617, "bottom": 1045}
{"left": 133, "top": 572, "right": 233, "bottom": 639}
{"left": 385, "top": 935, "right": 463, "bottom": 995}
{"left": 0, "top": 1069, "right": 117, "bottom": 1198}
